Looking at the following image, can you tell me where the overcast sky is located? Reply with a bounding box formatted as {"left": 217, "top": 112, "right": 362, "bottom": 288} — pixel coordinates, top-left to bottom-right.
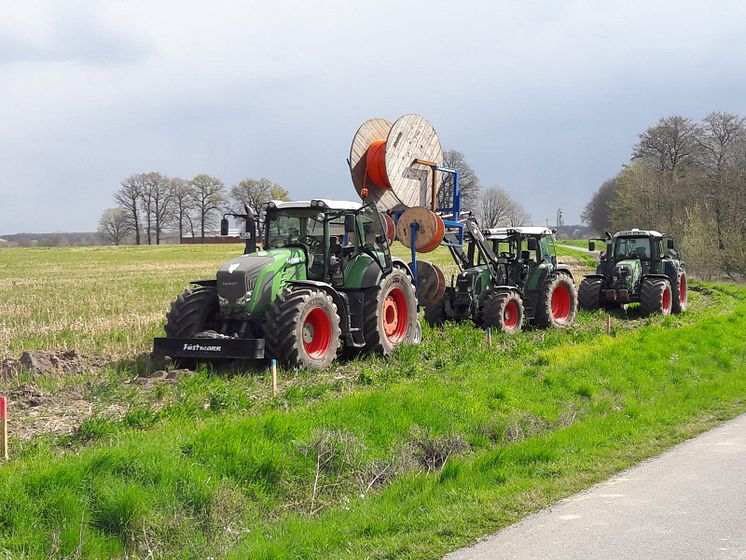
{"left": 2, "top": 0, "right": 746, "bottom": 234}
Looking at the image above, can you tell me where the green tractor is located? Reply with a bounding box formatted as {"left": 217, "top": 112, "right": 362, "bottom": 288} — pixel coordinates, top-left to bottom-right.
{"left": 578, "top": 228, "right": 687, "bottom": 315}
{"left": 425, "top": 220, "right": 577, "bottom": 333}
{"left": 153, "top": 200, "right": 420, "bottom": 369}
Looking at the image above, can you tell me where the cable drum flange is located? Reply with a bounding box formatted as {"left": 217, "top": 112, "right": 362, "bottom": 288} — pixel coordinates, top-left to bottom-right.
{"left": 395, "top": 206, "right": 445, "bottom": 253}
{"left": 408, "top": 260, "right": 446, "bottom": 307}
{"left": 349, "top": 114, "right": 443, "bottom": 211}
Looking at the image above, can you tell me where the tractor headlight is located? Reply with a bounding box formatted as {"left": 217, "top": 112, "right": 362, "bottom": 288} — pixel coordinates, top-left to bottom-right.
{"left": 236, "top": 291, "right": 253, "bottom": 305}
{"left": 218, "top": 295, "right": 229, "bottom": 305}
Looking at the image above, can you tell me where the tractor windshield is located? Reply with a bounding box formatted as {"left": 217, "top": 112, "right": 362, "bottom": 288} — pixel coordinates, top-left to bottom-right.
{"left": 265, "top": 210, "right": 325, "bottom": 250}
{"left": 614, "top": 236, "right": 651, "bottom": 261}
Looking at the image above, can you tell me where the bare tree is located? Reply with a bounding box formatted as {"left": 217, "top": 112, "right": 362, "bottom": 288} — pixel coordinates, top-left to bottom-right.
{"left": 632, "top": 116, "right": 701, "bottom": 176}
{"left": 98, "top": 208, "right": 132, "bottom": 245}
{"left": 169, "top": 177, "right": 196, "bottom": 240}
{"left": 506, "top": 202, "right": 531, "bottom": 227}
{"left": 114, "top": 175, "right": 143, "bottom": 245}
{"left": 190, "top": 174, "right": 226, "bottom": 241}
{"left": 438, "top": 150, "right": 481, "bottom": 212}
{"left": 230, "top": 178, "right": 290, "bottom": 214}
{"left": 479, "top": 186, "right": 524, "bottom": 228}
{"left": 139, "top": 172, "right": 173, "bottom": 245}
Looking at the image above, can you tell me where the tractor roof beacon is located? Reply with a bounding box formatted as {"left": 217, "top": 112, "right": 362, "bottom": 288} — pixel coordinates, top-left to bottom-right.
{"left": 153, "top": 199, "right": 421, "bottom": 369}
{"left": 424, "top": 221, "right": 578, "bottom": 334}
{"left": 578, "top": 229, "right": 687, "bottom": 316}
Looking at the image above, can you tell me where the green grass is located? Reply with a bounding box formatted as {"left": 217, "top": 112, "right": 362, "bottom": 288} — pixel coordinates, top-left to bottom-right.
{"left": 558, "top": 239, "right": 595, "bottom": 249}
{"left": 1, "top": 246, "right": 746, "bottom": 558}
{"left": 553, "top": 244, "right": 597, "bottom": 268}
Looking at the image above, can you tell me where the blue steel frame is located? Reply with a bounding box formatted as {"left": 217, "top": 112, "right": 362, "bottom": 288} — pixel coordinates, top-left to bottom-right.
{"left": 393, "top": 165, "right": 464, "bottom": 292}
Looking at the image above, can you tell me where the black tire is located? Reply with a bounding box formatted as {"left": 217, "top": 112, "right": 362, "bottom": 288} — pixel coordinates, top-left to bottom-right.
{"left": 481, "top": 290, "right": 523, "bottom": 334}
{"left": 534, "top": 274, "right": 577, "bottom": 328}
{"left": 164, "top": 286, "right": 221, "bottom": 368}
{"left": 578, "top": 277, "right": 603, "bottom": 311}
{"left": 359, "top": 269, "right": 419, "bottom": 355}
{"left": 424, "top": 297, "right": 448, "bottom": 327}
{"left": 265, "top": 288, "right": 341, "bottom": 369}
{"left": 640, "top": 278, "right": 673, "bottom": 316}
{"left": 671, "top": 271, "right": 688, "bottom": 314}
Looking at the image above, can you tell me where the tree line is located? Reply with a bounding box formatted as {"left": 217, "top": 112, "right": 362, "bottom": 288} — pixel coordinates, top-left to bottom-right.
{"left": 583, "top": 112, "right": 746, "bottom": 278}
{"left": 99, "top": 174, "right": 290, "bottom": 245}
{"left": 98, "top": 151, "right": 529, "bottom": 246}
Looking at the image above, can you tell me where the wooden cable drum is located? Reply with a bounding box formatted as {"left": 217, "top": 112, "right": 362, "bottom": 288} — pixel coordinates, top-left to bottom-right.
{"left": 349, "top": 114, "right": 444, "bottom": 211}
{"left": 395, "top": 206, "right": 445, "bottom": 253}
{"left": 408, "top": 260, "right": 446, "bottom": 307}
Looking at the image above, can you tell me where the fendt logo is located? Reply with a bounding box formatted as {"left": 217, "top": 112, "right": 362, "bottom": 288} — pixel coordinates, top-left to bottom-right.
{"left": 183, "top": 343, "right": 222, "bottom": 352}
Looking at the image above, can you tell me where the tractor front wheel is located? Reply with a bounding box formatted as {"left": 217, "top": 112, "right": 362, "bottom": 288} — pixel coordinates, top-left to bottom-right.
{"left": 265, "top": 288, "right": 341, "bottom": 369}
{"left": 360, "top": 269, "right": 419, "bottom": 355}
{"left": 640, "top": 278, "right": 673, "bottom": 316}
{"left": 578, "top": 277, "right": 603, "bottom": 311}
{"left": 535, "top": 274, "right": 577, "bottom": 328}
{"left": 164, "top": 286, "right": 221, "bottom": 368}
{"left": 672, "top": 271, "right": 688, "bottom": 314}
{"left": 482, "top": 290, "right": 524, "bottom": 334}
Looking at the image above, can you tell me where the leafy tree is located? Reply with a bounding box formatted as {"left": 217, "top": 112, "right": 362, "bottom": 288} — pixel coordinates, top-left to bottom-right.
{"left": 581, "top": 177, "right": 619, "bottom": 234}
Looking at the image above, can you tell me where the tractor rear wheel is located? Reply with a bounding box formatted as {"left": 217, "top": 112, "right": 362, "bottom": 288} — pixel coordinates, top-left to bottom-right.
{"left": 164, "top": 286, "right": 221, "bottom": 368}
{"left": 640, "top": 278, "right": 673, "bottom": 316}
{"left": 482, "top": 290, "right": 523, "bottom": 334}
{"left": 672, "top": 271, "right": 688, "bottom": 314}
{"left": 578, "top": 277, "right": 603, "bottom": 311}
{"left": 534, "top": 274, "right": 577, "bottom": 328}
{"left": 424, "top": 297, "right": 448, "bottom": 326}
{"left": 359, "top": 269, "right": 419, "bottom": 355}
{"left": 265, "top": 288, "right": 341, "bottom": 369}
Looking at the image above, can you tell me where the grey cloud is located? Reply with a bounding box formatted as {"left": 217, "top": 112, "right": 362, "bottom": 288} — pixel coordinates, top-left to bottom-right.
{"left": 0, "top": 16, "right": 152, "bottom": 66}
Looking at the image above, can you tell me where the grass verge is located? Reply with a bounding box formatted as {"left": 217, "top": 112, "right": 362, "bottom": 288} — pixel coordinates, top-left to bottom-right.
{"left": 0, "top": 283, "right": 744, "bottom": 558}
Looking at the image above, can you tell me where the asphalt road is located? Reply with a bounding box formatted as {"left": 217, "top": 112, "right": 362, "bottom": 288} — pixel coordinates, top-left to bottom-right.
{"left": 445, "top": 413, "right": 746, "bottom": 560}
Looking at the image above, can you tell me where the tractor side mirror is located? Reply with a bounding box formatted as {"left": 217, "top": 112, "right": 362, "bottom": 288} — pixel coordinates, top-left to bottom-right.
{"left": 589, "top": 241, "right": 595, "bottom": 252}
{"left": 527, "top": 238, "right": 538, "bottom": 251}
{"left": 667, "top": 239, "right": 674, "bottom": 250}
{"left": 344, "top": 214, "right": 356, "bottom": 233}
{"left": 220, "top": 217, "right": 229, "bottom": 236}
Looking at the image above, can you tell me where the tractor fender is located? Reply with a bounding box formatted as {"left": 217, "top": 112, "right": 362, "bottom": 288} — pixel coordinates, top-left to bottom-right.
{"left": 582, "top": 273, "right": 606, "bottom": 281}
{"left": 642, "top": 273, "right": 671, "bottom": 283}
{"left": 392, "top": 257, "right": 414, "bottom": 278}
{"left": 554, "top": 265, "right": 574, "bottom": 281}
{"left": 190, "top": 279, "right": 217, "bottom": 287}
{"left": 360, "top": 257, "right": 412, "bottom": 287}
{"left": 287, "top": 280, "right": 352, "bottom": 335}
{"left": 488, "top": 285, "right": 524, "bottom": 298}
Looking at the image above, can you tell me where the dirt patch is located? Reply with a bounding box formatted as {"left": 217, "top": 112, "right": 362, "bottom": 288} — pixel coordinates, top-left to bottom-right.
{"left": 1, "top": 350, "right": 95, "bottom": 380}
{"left": 4, "top": 382, "right": 128, "bottom": 441}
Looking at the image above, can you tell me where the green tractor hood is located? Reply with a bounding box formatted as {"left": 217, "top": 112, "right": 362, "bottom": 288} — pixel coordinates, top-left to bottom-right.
{"left": 613, "top": 258, "right": 642, "bottom": 290}
{"left": 216, "top": 247, "right": 306, "bottom": 313}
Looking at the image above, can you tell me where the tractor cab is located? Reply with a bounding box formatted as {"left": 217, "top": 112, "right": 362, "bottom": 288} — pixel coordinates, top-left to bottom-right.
{"left": 261, "top": 199, "right": 392, "bottom": 287}
{"left": 482, "top": 227, "right": 557, "bottom": 287}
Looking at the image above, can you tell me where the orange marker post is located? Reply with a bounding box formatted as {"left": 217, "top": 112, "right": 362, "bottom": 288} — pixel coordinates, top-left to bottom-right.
{"left": 1, "top": 396, "right": 8, "bottom": 461}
